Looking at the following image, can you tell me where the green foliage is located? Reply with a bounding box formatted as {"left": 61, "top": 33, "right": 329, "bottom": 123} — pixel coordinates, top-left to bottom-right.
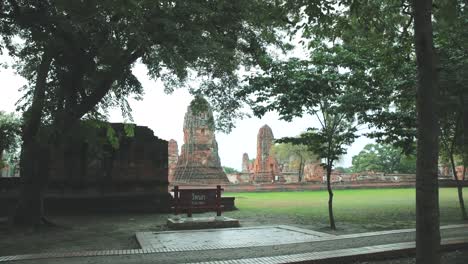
{"left": 272, "top": 143, "right": 317, "bottom": 167}
{"left": 334, "top": 167, "right": 351, "bottom": 173}
{"left": 223, "top": 166, "right": 239, "bottom": 174}
{"left": 351, "top": 144, "right": 416, "bottom": 174}
{"left": 0, "top": 111, "right": 21, "bottom": 155}
{"left": 123, "top": 123, "right": 135, "bottom": 138}
{"left": 106, "top": 126, "right": 120, "bottom": 150}
{"left": 241, "top": 49, "right": 359, "bottom": 174}
{"left": 189, "top": 95, "right": 215, "bottom": 131}
{"left": 1, "top": 0, "right": 298, "bottom": 134}
{"left": 272, "top": 142, "right": 317, "bottom": 180}
{"left": 272, "top": 103, "right": 358, "bottom": 174}
{"left": 286, "top": 0, "right": 467, "bottom": 156}
{"left": 436, "top": 1, "right": 468, "bottom": 177}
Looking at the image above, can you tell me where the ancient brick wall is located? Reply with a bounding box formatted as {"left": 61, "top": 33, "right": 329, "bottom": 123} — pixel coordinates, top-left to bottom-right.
{"left": 47, "top": 123, "right": 169, "bottom": 195}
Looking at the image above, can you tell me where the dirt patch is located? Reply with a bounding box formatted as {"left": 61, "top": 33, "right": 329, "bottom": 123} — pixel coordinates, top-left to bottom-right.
{"left": 0, "top": 213, "right": 169, "bottom": 255}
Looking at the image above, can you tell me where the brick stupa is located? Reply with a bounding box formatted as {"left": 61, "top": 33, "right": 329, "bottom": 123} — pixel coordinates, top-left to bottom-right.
{"left": 241, "top": 153, "right": 250, "bottom": 173}
{"left": 173, "top": 97, "right": 229, "bottom": 185}
{"left": 252, "top": 125, "right": 284, "bottom": 183}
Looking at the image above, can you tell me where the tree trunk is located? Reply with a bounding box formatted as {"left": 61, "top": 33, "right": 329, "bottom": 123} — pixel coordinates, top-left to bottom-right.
{"left": 449, "top": 153, "right": 467, "bottom": 220}
{"left": 298, "top": 156, "right": 304, "bottom": 182}
{"left": 442, "top": 112, "right": 467, "bottom": 220}
{"left": 12, "top": 49, "right": 52, "bottom": 227}
{"left": 464, "top": 94, "right": 468, "bottom": 182}
{"left": 12, "top": 141, "right": 49, "bottom": 226}
{"left": 0, "top": 148, "right": 4, "bottom": 169}
{"left": 326, "top": 163, "right": 336, "bottom": 230}
{"left": 462, "top": 90, "right": 468, "bottom": 221}
{"left": 413, "top": 0, "right": 441, "bottom": 263}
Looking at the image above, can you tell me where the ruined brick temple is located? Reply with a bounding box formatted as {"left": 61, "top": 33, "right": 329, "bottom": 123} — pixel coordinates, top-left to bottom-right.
{"left": 172, "top": 97, "right": 229, "bottom": 185}
{"left": 252, "top": 125, "right": 284, "bottom": 183}
{"left": 226, "top": 125, "right": 324, "bottom": 184}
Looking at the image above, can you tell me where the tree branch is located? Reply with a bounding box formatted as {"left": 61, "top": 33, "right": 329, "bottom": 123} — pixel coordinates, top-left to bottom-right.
{"left": 22, "top": 48, "right": 53, "bottom": 142}
{"left": 7, "top": 0, "right": 20, "bottom": 16}
{"left": 72, "top": 48, "right": 143, "bottom": 122}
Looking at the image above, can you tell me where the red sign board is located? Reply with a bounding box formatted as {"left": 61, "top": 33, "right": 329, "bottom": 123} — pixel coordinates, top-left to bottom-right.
{"left": 172, "top": 185, "right": 223, "bottom": 217}
{"left": 179, "top": 190, "right": 217, "bottom": 207}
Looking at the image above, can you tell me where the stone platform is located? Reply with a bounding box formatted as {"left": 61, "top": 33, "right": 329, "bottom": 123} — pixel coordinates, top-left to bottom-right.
{"left": 166, "top": 216, "right": 240, "bottom": 230}
{"left": 136, "top": 225, "right": 333, "bottom": 251}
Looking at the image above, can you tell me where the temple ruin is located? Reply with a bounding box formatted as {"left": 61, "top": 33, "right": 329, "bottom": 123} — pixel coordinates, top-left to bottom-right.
{"left": 252, "top": 125, "right": 284, "bottom": 183}
{"left": 241, "top": 153, "right": 250, "bottom": 173}
{"left": 172, "top": 97, "right": 229, "bottom": 185}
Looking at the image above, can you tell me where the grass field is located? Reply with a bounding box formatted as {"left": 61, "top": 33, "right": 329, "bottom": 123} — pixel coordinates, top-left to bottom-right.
{"left": 224, "top": 188, "right": 468, "bottom": 232}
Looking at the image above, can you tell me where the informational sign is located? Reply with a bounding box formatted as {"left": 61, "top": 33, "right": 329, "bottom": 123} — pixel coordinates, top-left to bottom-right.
{"left": 179, "top": 190, "right": 217, "bottom": 207}
{"left": 172, "top": 185, "right": 223, "bottom": 217}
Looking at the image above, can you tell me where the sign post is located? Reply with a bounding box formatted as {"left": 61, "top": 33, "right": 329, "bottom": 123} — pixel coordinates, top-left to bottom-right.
{"left": 172, "top": 185, "right": 224, "bottom": 218}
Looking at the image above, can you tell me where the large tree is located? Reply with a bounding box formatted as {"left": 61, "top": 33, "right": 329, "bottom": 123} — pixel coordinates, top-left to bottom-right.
{"left": 242, "top": 57, "right": 358, "bottom": 230}
{"left": 0, "top": 0, "right": 296, "bottom": 226}
{"left": 278, "top": 108, "right": 356, "bottom": 230}
{"left": 292, "top": 1, "right": 465, "bottom": 262}
{"left": 238, "top": 1, "right": 461, "bottom": 261}
{"left": 439, "top": 108, "right": 467, "bottom": 220}
{"left": 437, "top": 0, "right": 468, "bottom": 221}
{"left": 351, "top": 143, "right": 416, "bottom": 174}
{"left": 413, "top": 0, "right": 440, "bottom": 262}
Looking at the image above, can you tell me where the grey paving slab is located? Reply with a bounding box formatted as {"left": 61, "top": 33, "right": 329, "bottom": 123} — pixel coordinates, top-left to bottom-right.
{"left": 135, "top": 224, "right": 468, "bottom": 253}
{"left": 137, "top": 225, "right": 327, "bottom": 251}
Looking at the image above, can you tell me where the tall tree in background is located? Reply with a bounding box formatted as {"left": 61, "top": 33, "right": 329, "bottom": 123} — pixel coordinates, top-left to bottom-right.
{"left": 439, "top": 108, "right": 467, "bottom": 220}
{"left": 277, "top": 107, "right": 356, "bottom": 230}
{"left": 413, "top": 0, "right": 440, "bottom": 263}
{"left": 0, "top": 0, "right": 296, "bottom": 227}
{"left": 292, "top": 1, "right": 464, "bottom": 261}
{"left": 437, "top": 0, "right": 468, "bottom": 221}
{"left": 0, "top": 111, "right": 21, "bottom": 167}
{"left": 351, "top": 144, "right": 416, "bottom": 174}
{"left": 271, "top": 142, "right": 317, "bottom": 181}
{"left": 242, "top": 58, "right": 358, "bottom": 230}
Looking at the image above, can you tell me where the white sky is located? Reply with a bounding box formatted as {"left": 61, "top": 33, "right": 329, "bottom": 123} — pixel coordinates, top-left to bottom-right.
{"left": 0, "top": 57, "right": 373, "bottom": 170}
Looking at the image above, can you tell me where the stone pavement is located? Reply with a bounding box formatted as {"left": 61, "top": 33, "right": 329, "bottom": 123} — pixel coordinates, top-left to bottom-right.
{"left": 1, "top": 224, "right": 467, "bottom": 264}
{"left": 136, "top": 225, "right": 335, "bottom": 251}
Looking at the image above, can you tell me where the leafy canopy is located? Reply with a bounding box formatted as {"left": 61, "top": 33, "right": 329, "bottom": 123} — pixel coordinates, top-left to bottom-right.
{"left": 1, "top": 0, "right": 299, "bottom": 133}
{"left": 351, "top": 143, "right": 416, "bottom": 174}
{"left": 0, "top": 111, "right": 21, "bottom": 154}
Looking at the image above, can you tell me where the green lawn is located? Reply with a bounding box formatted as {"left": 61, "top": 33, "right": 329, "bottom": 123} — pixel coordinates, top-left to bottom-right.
{"left": 223, "top": 188, "right": 468, "bottom": 232}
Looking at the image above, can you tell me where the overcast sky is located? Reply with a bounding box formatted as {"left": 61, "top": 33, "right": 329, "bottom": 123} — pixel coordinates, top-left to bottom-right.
{"left": 0, "top": 52, "right": 374, "bottom": 170}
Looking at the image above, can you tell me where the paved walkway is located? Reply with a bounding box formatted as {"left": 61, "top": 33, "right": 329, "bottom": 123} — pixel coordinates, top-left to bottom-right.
{"left": 1, "top": 224, "right": 467, "bottom": 264}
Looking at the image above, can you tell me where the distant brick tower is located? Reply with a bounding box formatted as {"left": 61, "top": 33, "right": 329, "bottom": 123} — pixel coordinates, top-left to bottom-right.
{"left": 242, "top": 153, "right": 250, "bottom": 173}
{"left": 173, "top": 97, "right": 229, "bottom": 185}
{"left": 252, "top": 125, "right": 284, "bottom": 183}
{"left": 168, "top": 139, "right": 178, "bottom": 183}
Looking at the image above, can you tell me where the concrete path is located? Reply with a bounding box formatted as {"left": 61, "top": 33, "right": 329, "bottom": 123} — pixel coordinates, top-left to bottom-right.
{"left": 1, "top": 224, "right": 467, "bottom": 264}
